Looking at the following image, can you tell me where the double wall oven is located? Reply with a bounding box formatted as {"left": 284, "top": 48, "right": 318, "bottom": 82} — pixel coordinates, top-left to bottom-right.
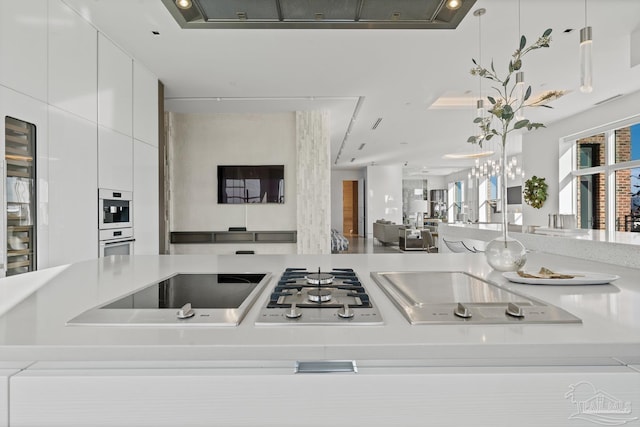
{"left": 98, "top": 189, "right": 134, "bottom": 257}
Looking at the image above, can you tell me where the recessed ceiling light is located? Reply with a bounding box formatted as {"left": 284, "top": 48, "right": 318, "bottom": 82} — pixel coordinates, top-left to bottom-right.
{"left": 175, "top": 0, "right": 192, "bottom": 10}
{"left": 564, "top": 28, "right": 574, "bottom": 33}
{"left": 151, "top": 30, "right": 160, "bottom": 36}
{"left": 446, "top": 0, "right": 462, "bottom": 11}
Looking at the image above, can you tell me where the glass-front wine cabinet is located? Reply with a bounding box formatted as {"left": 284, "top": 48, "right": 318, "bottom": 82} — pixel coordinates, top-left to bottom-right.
{"left": 4, "top": 116, "right": 37, "bottom": 276}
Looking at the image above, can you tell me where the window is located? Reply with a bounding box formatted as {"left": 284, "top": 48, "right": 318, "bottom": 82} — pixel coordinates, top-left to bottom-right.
{"left": 447, "top": 180, "right": 465, "bottom": 222}
{"left": 615, "top": 124, "right": 640, "bottom": 163}
{"left": 570, "top": 121, "right": 640, "bottom": 234}
{"left": 577, "top": 134, "right": 605, "bottom": 169}
{"left": 576, "top": 172, "right": 604, "bottom": 229}
{"left": 489, "top": 175, "right": 498, "bottom": 200}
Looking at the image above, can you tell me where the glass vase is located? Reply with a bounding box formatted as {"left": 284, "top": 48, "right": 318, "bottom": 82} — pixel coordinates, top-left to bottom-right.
{"left": 484, "top": 144, "right": 527, "bottom": 271}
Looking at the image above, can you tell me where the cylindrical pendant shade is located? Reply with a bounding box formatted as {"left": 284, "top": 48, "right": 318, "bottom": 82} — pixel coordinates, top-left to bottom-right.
{"left": 580, "top": 26, "right": 593, "bottom": 93}
{"left": 476, "top": 99, "right": 485, "bottom": 119}
{"left": 514, "top": 71, "right": 525, "bottom": 120}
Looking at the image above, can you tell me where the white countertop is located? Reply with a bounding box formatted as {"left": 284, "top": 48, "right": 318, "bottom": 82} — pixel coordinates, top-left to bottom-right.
{"left": 440, "top": 223, "right": 640, "bottom": 269}
{"left": 0, "top": 253, "right": 638, "bottom": 365}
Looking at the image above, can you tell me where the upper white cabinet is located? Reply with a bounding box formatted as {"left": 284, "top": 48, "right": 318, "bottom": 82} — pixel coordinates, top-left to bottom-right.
{"left": 133, "top": 64, "right": 159, "bottom": 147}
{"left": 98, "top": 34, "right": 132, "bottom": 136}
{"left": 0, "top": 0, "right": 48, "bottom": 102}
{"left": 98, "top": 126, "right": 133, "bottom": 192}
{"left": 134, "top": 140, "right": 159, "bottom": 254}
{"left": 48, "top": 0, "right": 97, "bottom": 123}
{"left": 48, "top": 107, "right": 98, "bottom": 266}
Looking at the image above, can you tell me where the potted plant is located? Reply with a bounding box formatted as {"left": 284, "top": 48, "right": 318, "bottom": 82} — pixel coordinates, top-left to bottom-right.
{"left": 468, "top": 29, "right": 553, "bottom": 271}
{"left": 523, "top": 176, "right": 548, "bottom": 209}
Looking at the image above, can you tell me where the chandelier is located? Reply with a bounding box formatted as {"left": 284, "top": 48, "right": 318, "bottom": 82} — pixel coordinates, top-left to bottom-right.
{"left": 468, "top": 155, "right": 524, "bottom": 180}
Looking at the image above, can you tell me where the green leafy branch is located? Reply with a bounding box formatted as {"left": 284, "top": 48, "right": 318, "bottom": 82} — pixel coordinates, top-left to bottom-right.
{"left": 468, "top": 29, "right": 552, "bottom": 147}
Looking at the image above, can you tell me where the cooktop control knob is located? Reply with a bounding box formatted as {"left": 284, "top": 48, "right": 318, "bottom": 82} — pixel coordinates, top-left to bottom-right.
{"left": 506, "top": 302, "right": 526, "bottom": 318}
{"left": 453, "top": 302, "right": 472, "bottom": 319}
{"left": 176, "top": 303, "right": 195, "bottom": 319}
{"left": 337, "top": 303, "right": 354, "bottom": 319}
{"left": 285, "top": 303, "right": 302, "bottom": 319}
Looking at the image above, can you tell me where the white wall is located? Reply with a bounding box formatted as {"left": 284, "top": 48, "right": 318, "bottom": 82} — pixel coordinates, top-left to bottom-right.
{"left": 168, "top": 112, "right": 298, "bottom": 254}
{"left": 366, "top": 165, "right": 403, "bottom": 236}
{"left": 523, "top": 89, "right": 640, "bottom": 227}
{"left": 0, "top": 0, "right": 159, "bottom": 269}
{"left": 330, "top": 169, "right": 365, "bottom": 235}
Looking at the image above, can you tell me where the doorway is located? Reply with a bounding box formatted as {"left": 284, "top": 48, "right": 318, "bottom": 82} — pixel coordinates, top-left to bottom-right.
{"left": 342, "top": 180, "right": 358, "bottom": 236}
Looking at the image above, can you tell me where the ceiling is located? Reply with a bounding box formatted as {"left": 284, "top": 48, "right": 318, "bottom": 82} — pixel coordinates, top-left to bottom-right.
{"left": 63, "top": 0, "right": 640, "bottom": 177}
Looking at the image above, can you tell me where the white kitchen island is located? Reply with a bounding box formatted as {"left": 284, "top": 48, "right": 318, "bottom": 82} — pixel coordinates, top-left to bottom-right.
{"left": 0, "top": 253, "right": 638, "bottom": 426}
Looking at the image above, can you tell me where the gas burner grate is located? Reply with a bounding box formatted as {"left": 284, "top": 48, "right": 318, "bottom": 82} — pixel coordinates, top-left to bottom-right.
{"left": 267, "top": 268, "right": 371, "bottom": 309}
{"left": 255, "top": 268, "right": 383, "bottom": 325}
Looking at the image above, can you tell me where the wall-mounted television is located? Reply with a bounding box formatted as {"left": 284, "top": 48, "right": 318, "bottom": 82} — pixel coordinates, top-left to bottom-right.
{"left": 507, "top": 185, "right": 522, "bottom": 204}
{"left": 217, "top": 165, "right": 284, "bottom": 204}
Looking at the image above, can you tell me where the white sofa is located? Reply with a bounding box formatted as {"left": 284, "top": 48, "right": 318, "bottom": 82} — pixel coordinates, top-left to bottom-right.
{"left": 373, "top": 220, "right": 402, "bottom": 245}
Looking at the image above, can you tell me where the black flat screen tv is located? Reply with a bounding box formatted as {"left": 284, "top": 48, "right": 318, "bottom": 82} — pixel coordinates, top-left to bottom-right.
{"left": 507, "top": 185, "right": 522, "bottom": 204}
{"left": 217, "top": 165, "right": 285, "bottom": 204}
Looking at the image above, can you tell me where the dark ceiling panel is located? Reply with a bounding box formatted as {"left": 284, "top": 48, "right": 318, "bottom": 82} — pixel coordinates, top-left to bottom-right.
{"left": 161, "top": 0, "right": 477, "bottom": 29}
{"left": 359, "top": 0, "right": 439, "bottom": 22}
{"left": 279, "top": 0, "right": 360, "bottom": 22}
{"left": 197, "top": 0, "right": 280, "bottom": 21}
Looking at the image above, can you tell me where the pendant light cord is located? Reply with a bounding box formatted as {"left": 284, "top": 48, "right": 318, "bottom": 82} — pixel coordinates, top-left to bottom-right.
{"left": 518, "top": 0, "right": 521, "bottom": 39}
{"left": 584, "top": 0, "right": 588, "bottom": 27}
{"left": 478, "top": 11, "right": 482, "bottom": 96}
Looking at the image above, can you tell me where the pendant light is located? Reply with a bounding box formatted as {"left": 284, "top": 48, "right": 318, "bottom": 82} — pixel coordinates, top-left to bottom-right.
{"left": 580, "top": 0, "right": 593, "bottom": 93}
{"left": 514, "top": 0, "right": 526, "bottom": 120}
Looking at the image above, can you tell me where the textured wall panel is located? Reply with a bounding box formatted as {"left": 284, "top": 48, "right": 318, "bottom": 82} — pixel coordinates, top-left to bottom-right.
{"left": 296, "top": 111, "right": 331, "bottom": 254}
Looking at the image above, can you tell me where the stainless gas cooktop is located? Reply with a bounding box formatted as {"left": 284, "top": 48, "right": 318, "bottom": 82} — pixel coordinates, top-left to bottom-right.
{"left": 371, "top": 271, "right": 581, "bottom": 325}
{"left": 255, "top": 268, "right": 383, "bottom": 326}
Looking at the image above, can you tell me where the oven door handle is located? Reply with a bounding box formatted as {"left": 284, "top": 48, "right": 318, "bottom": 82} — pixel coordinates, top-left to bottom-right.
{"left": 103, "top": 238, "right": 136, "bottom": 246}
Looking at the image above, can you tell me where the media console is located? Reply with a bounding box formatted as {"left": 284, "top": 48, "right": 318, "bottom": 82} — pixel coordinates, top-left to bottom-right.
{"left": 170, "top": 230, "right": 297, "bottom": 244}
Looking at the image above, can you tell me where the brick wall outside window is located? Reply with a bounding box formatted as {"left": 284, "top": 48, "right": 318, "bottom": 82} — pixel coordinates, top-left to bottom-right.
{"left": 575, "top": 128, "right": 632, "bottom": 231}
{"left": 615, "top": 128, "right": 631, "bottom": 230}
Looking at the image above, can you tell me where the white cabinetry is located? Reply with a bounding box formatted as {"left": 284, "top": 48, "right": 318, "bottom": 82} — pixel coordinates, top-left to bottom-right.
{"left": 98, "top": 34, "right": 132, "bottom": 136}
{"left": 48, "top": 107, "right": 98, "bottom": 265}
{"left": 0, "top": 370, "right": 19, "bottom": 427}
{"left": 8, "top": 364, "right": 640, "bottom": 426}
{"left": 0, "top": 0, "right": 47, "bottom": 102}
{"left": 98, "top": 126, "right": 133, "bottom": 192}
{"left": 48, "top": 0, "right": 97, "bottom": 122}
{"left": 133, "top": 140, "right": 158, "bottom": 254}
{"left": 133, "top": 63, "right": 158, "bottom": 147}
{"left": 0, "top": 1, "right": 160, "bottom": 269}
